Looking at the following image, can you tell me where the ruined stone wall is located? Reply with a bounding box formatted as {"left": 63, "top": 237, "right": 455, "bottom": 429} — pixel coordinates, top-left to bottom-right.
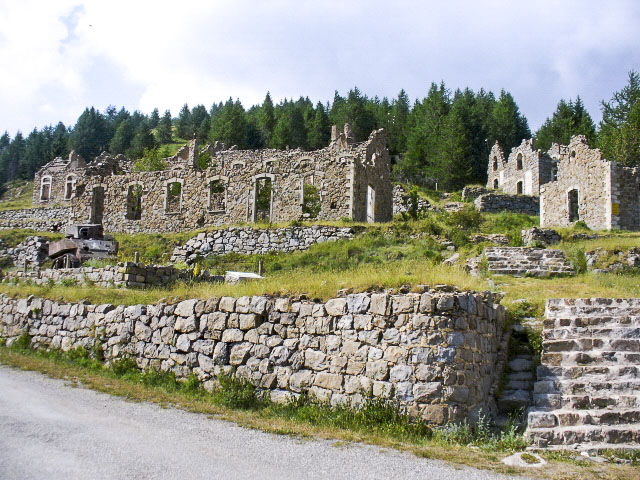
{"left": 0, "top": 206, "right": 71, "bottom": 231}
{"left": 540, "top": 137, "right": 612, "bottom": 230}
{"left": 474, "top": 193, "right": 539, "bottom": 216}
{"left": 32, "top": 152, "right": 87, "bottom": 207}
{"left": 171, "top": 226, "right": 360, "bottom": 264}
{"left": 68, "top": 130, "right": 392, "bottom": 233}
{"left": 611, "top": 163, "right": 640, "bottom": 231}
{"left": 486, "top": 139, "right": 556, "bottom": 196}
{"left": 0, "top": 289, "right": 506, "bottom": 425}
{"left": 2, "top": 262, "right": 203, "bottom": 288}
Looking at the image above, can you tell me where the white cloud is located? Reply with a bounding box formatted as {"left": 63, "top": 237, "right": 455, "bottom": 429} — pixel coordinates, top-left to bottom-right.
{"left": 0, "top": 0, "right": 638, "bottom": 134}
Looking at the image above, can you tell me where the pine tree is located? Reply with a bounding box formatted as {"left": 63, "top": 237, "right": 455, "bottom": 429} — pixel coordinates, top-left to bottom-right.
{"left": 69, "top": 107, "right": 109, "bottom": 160}
{"left": 149, "top": 108, "right": 160, "bottom": 129}
{"left": 109, "top": 118, "right": 135, "bottom": 154}
{"left": 598, "top": 70, "right": 640, "bottom": 166}
{"left": 209, "top": 98, "right": 247, "bottom": 148}
{"left": 176, "top": 104, "right": 192, "bottom": 139}
{"left": 51, "top": 122, "right": 70, "bottom": 158}
{"left": 535, "top": 97, "right": 596, "bottom": 151}
{"left": 191, "top": 105, "right": 210, "bottom": 143}
{"left": 259, "top": 92, "right": 276, "bottom": 145}
{"left": 129, "top": 121, "right": 156, "bottom": 158}
{"left": 389, "top": 89, "right": 410, "bottom": 154}
{"left": 156, "top": 110, "right": 172, "bottom": 144}
{"left": 307, "top": 102, "right": 330, "bottom": 149}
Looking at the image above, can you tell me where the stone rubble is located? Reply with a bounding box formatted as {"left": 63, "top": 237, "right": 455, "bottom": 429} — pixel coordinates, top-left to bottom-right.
{"left": 521, "top": 227, "right": 561, "bottom": 246}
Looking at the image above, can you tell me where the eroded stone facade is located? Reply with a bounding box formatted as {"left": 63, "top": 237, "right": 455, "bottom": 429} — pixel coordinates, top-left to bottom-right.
{"left": 540, "top": 136, "right": 640, "bottom": 230}
{"left": 31, "top": 126, "right": 392, "bottom": 234}
{"left": 486, "top": 139, "right": 557, "bottom": 196}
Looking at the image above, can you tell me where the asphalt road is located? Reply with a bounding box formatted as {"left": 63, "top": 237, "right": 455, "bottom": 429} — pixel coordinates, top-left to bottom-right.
{"left": 0, "top": 365, "right": 521, "bottom": 480}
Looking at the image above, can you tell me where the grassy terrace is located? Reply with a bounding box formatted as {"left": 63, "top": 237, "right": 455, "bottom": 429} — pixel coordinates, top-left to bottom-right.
{"left": 0, "top": 210, "right": 637, "bottom": 313}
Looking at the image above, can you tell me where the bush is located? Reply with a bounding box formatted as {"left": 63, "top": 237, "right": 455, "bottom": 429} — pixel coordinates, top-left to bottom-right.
{"left": 567, "top": 247, "right": 588, "bottom": 274}
{"left": 215, "top": 372, "right": 266, "bottom": 410}
{"left": 11, "top": 331, "right": 31, "bottom": 351}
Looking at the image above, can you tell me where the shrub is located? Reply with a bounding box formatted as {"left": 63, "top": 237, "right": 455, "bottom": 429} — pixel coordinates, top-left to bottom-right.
{"left": 134, "top": 148, "right": 166, "bottom": 171}
{"left": 567, "top": 247, "right": 588, "bottom": 274}
{"left": 214, "top": 372, "right": 266, "bottom": 410}
{"left": 11, "top": 331, "right": 31, "bottom": 351}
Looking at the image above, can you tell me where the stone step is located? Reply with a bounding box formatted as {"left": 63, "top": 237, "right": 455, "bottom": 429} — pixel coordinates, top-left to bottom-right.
{"left": 527, "top": 424, "right": 640, "bottom": 448}
{"left": 544, "top": 326, "right": 640, "bottom": 340}
{"left": 545, "top": 316, "right": 640, "bottom": 329}
{"left": 534, "top": 377, "right": 640, "bottom": 395}
{"left": 537, "top": 364, "right": 640, "bottom": 381}
{"left": 498, "top": 389, "right": 532, "bottom": 411}
{"left": 543, "top": 337, "right": 640, "bottom": 352}
{"left": 534, "top": 393, "right": 640, "bottom": 410}
{"left": 541, "top": 350, "right": 640, "bottom": 366}
{"left": 529, "top": 408, "right": 640, "bottom": 428}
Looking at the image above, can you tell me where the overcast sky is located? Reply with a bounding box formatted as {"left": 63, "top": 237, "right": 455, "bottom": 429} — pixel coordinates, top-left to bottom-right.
{"left": 0, "top": 0, "right": 638, "bottom": 136}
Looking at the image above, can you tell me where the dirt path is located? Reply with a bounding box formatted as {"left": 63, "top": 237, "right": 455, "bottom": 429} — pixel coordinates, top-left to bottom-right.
{"left": 0, "top": 365, "right": 520, "bottom": 480}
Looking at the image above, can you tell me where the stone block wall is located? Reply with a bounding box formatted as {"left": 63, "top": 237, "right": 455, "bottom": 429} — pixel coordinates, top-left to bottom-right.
{"left": 0, "top": 289, "right": 506, "bottom": 425}
{"left": 68, "top": 129, "right": 392, "bottom": 234}
{"left": 540, "top": 137, "right": 612, "bottom": 230}
{"left": 527, "top": 298, "right": 640, "bottom": 449}
{"left": 486, "top": 139, "right": 556, "bottom": 196}
{"left": 461, "top": 186, "right": 489, "bottom": 202}
{"left": 0, "top": 206, "right": 71, "bottom": 231}
{"left": 2, "top": 262, "right": 199, "bottom": 288}
{"left": 474, "top": 193, "right": 539, "bottom": 216}
{"left": 171, "top": 226, "right": 361, "bottom": 264}
{"left": 470, "top": 247, "right": 574, "bottom": 277}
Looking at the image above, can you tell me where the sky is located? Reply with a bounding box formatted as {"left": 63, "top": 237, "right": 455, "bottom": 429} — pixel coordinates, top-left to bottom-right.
{"left": 0, "top": 0, "right": 638, "bottom": 136}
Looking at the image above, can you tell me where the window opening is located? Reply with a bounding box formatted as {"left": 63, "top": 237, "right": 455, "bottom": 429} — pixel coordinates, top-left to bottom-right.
{"left": 209, "top": 180, "right": 225, "bottom": 212}
{"left": 126, "top": 184, "right": 143, "bottom": 220}
{"left": 166, "top": 182, "right": 182, "bottom": 213}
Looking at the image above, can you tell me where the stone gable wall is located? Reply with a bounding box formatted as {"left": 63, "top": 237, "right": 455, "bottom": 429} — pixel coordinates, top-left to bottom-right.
{"left": 486, "top": 139, "right": 556, "bottom": 196}
{"left": 540, "top": 137, "right": 612, "bottom": 230}
{"left": 0, "top": 289, "right": 506, "bottom": 425}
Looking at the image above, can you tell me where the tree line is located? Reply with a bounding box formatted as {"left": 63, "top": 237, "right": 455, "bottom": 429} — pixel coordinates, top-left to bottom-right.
{"left": 0, "top": 71, "right": 638, "bottom": 190}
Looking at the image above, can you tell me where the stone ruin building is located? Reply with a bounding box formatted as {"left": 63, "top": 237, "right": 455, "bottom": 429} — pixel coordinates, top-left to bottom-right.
{"left": 33, "top": 125, "right": 393, "bottom": 233}
{"left": 486, "top": 138, "right": 558, "bottom": 196}
{"left": 487, "top": 136, "right": 640, "bottom": 231}
{"left": 540, "top": 136, "right": 640, "bottom": 230}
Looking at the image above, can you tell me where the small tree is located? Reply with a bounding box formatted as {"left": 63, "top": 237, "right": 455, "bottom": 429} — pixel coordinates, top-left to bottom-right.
{"left": 134, "top": 148, "right": 166, "bottom": 171}
{"left": 302, "top": 183, "right": 321, "bottom": 218}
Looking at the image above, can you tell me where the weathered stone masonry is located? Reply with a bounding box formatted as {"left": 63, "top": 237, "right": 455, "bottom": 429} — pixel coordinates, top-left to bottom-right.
{"left": 33, "top": 126, "right": 393, "bottom": 234}
{"left": 0, "top": 289, "right": 506, "bottom": 425}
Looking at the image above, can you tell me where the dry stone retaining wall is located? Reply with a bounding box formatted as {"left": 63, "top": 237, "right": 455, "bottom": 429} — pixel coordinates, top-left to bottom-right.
{"left": 0, "top": 289, "right": 506, "bottom": 425}
{"left": 527, "top": 298, "right": 640, "bottom": 450}
{"left": 1, "top": 262, "right": 205, "bottom": 288}
{"left": 470, "top": 247, "right": 574, "bottom": 277}
{"left": 0, "top": 206, "right": 70, "bottom": 231}
{"left": 171, "top": 226, "right": 361, "bottom": 264}
{"left": 474, "top": 193, "right": 539, "bottom": 216}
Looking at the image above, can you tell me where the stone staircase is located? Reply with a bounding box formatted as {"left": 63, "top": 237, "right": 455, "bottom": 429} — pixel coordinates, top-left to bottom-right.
{"left": 527, "top": 298, "right": 640, "bottom": 451}
{"left": 484, "top": 247, "right": 574, "bottom": 277}
{"left": 496, "top": 324, "right": 535, "bottom": 416}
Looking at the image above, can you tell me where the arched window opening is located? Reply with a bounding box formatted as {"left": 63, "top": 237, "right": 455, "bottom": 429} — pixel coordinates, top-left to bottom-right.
{"left": 492, "top": 157, "right": 498, "bottom": 171}
{"left": 64, "top": 175, "right": 76, "bottom": 200}
{"left": 493, "top": 179, "right": 499, "bottom": 189}
{"left": 40, "top": 176, "right": 52, "bottom": 201}
{"left": 516, "top": 153, "right": 523, "bottom": 170}
{"left": 254, "top": 177, "right": 272, "bottom": 222}
{"left": 516, "top": 181, "right": 523, "bottom": 194}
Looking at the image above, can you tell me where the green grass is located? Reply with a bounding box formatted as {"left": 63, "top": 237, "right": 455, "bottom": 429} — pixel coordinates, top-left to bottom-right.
{"left": 0, "top": 228, "right": 63, "bottom": 247}
{"left": 0, "top": 180, "right": 34, "bottom": 211}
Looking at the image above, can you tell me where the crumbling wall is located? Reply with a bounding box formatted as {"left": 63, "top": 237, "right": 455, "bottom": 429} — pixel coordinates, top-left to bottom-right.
{"left": 68, "top": 129, "right": 392, "bottom": 233}
{"left": 474, "top": 193, "right": 539, "bottom": 216}
{"left": 610, "top": 163, "right": 640, "bottom": 231}
{"left": 171, "top": 225, "right": 360, "bottom": 264}
{"left": 0, "top": 288, "right": 506, "bottom": 425}
{"left": 33, "top": 152, "right": 86, "bottom": 206}
{"left": 540, "top": 136, "right": 612, "bottom": 230}
{"left": 486, "top": 139, "right": 556, "bottom": 196}
{"left": 0, "top": 206, "right": 70, "bottom": 231}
